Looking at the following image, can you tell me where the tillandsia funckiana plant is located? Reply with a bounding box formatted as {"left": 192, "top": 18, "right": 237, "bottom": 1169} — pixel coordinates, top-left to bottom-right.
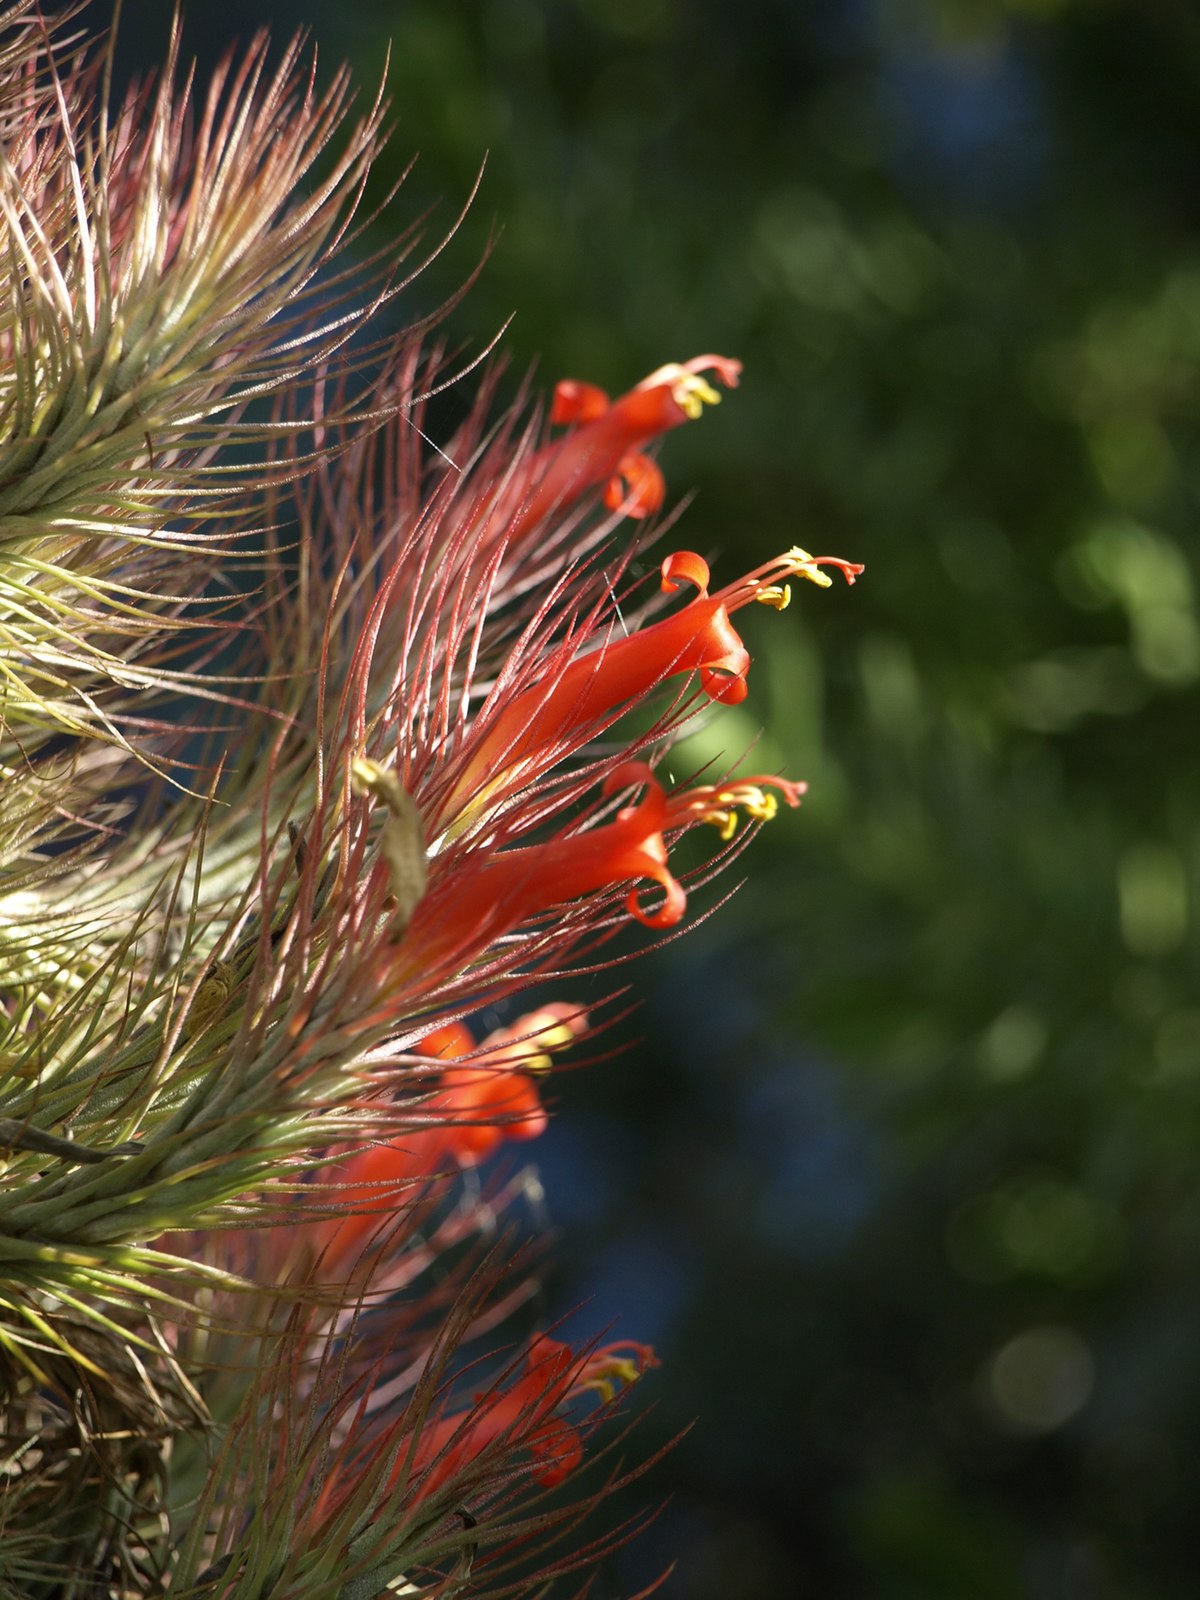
{"left": 0, "top": 5, "right": 861, "bottom": 1596}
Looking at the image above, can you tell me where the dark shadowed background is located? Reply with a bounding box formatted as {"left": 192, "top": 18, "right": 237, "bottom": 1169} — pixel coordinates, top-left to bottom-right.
{"left": 96, "top": 1, "right": 1200, "bottom": 1595}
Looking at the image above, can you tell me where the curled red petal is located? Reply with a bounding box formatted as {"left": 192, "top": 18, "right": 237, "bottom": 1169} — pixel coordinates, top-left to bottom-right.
{"left": 602, "top": 452, "right": 665, "bottom": 518}
{"left": 626, "top": 871, "right": 688, "bottom": 929}
{"left": 660, "top": 549, "right": 711, "bottom": 597}
{"left": 699, "top": 665, "right": 750, "bottom": 704}
{"left": 550, "top": 378, "right": 611, "bottom": 426}
{"left": 680, "top": 353, "right": 743, "bottom": 389}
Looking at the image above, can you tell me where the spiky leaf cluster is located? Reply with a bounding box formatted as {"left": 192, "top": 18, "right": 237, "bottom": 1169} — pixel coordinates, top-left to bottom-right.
{"left": 0, "top": 7, "right": 854, "bottom": 1595}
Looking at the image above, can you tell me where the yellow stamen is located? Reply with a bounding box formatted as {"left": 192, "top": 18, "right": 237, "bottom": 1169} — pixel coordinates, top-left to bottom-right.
{"left": 584, "top": 1356, "right": 644, "bottom": 1402}
{"left": 672, "top": 373, "right": 723, "bottom": 419}
{"left": 694, "top": 784, "right": 782, "bottom": 840}
{"left": 640, "top": 363, "right": 726, "bottom": 419}
{"left": 785, "top": 546, "right": 835, "bottom": 588}
{"left": 737, "top": 786, "right": 778, "bottom": 823}
{"left": 535, "top": 1022, "right": 577, "bottom": 1052}
{"left": 755, "top": 582, "right": 792, "bottom": 611}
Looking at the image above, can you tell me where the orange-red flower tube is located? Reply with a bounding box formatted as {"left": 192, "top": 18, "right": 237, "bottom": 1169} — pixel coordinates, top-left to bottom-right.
{"left": 397, "top": 765, "right": 811, "bottom": 992}
{"left": 406, "top": 1336, "right": 587, "bottom": 1496}
{"left": 502, "top": 355, "right": 741, "bottom": 541}
{"left": 308, "top": 1009, "right": 582, "bottom": 1272}
{"left": 439, "top": 547, "right": 861, "bottom": 833}
{"left": 315, "top": 1335, "right": 658, "bottom": 1521}
{"left": 399, "top": 765, "right": 684, "bottom": 986}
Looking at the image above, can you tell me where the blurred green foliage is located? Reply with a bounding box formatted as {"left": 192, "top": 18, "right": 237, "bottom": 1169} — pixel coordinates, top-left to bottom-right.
{"left": 107, "top": 0, "right": 1200, "bottom": 1593}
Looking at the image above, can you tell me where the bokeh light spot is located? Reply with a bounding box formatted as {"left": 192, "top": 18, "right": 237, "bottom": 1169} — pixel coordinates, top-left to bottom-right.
{"left": 1118, "top": 843, "right": 1188, "bottom": 958}
{"left": 984, "top": 1325, "right": 1094, "bottom": 1434}
{"left": 977, "top": 1003, "right": 1046, "bottom": 1081}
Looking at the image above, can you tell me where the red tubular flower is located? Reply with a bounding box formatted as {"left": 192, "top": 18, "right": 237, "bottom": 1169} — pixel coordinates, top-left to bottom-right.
{"left": 397, "top": 765, "right": 684, "bottom": 986}
{"left": 400, "top": 1336, "right": 658, "bottom": 1500}
{"left": 437, "top": 1063, "right": 549, "bottom": 1160}
{"left": 402, "top": 1018, "right": 551, "bottom": 1163}
{"left": 408, "top": 1337, "right": 583, "bottom": 1496}
{"left": 311, "top": 1336, "right": 657, "bottom": 1530}
{"left": 443, "top": 1003, "right": 588, "bottom": 1158}
{"left": 438, "top": 546, "right": 862, "bottom": 833}
{"left": 308, "top": 1009, "right": 581, "bottom": 1271}
{"left": 508, "top": 355, "right": 743, "bottom": 539}
{"left": 433, "top": 1005, "right": 588, "bottom": 1161}
{"left": 663, "top": 774, "right": 810, "bottom": 840}
{"left": 393, "top": 764, "right": 813, "bottom": 994}
{"left": 310, "top": 1131, "right": 441, "bottom": 1273}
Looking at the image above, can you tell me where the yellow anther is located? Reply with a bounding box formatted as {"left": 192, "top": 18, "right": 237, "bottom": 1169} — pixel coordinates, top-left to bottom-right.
{"left": 584, "top": 1356, "right": 643, "bottom": 1402}
{"left": 635, "top": 363, "right": 726, "bottom": 418}
{"left": 522, "top": 1049, "right": 554, "bottom": 1076}
{"left": 672, "top": 373, "right": 723, "bottom": 419}
{"left": 697, "top": 785, "right": 782, "bottom": 839}
{"left": 542, "top": 1025, "right": 574, "bottom": 1052}
{"left": 785, "top": 546, "right": 835, "bottom": 589}
{"left": 740, "top": 788, "right": 778, "bottom": 823}
{"left": 755, "top": 582, "right": 792, "bottom": 612}
{"left": 711, "top": 809, "right": 738, "bottom": 842}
